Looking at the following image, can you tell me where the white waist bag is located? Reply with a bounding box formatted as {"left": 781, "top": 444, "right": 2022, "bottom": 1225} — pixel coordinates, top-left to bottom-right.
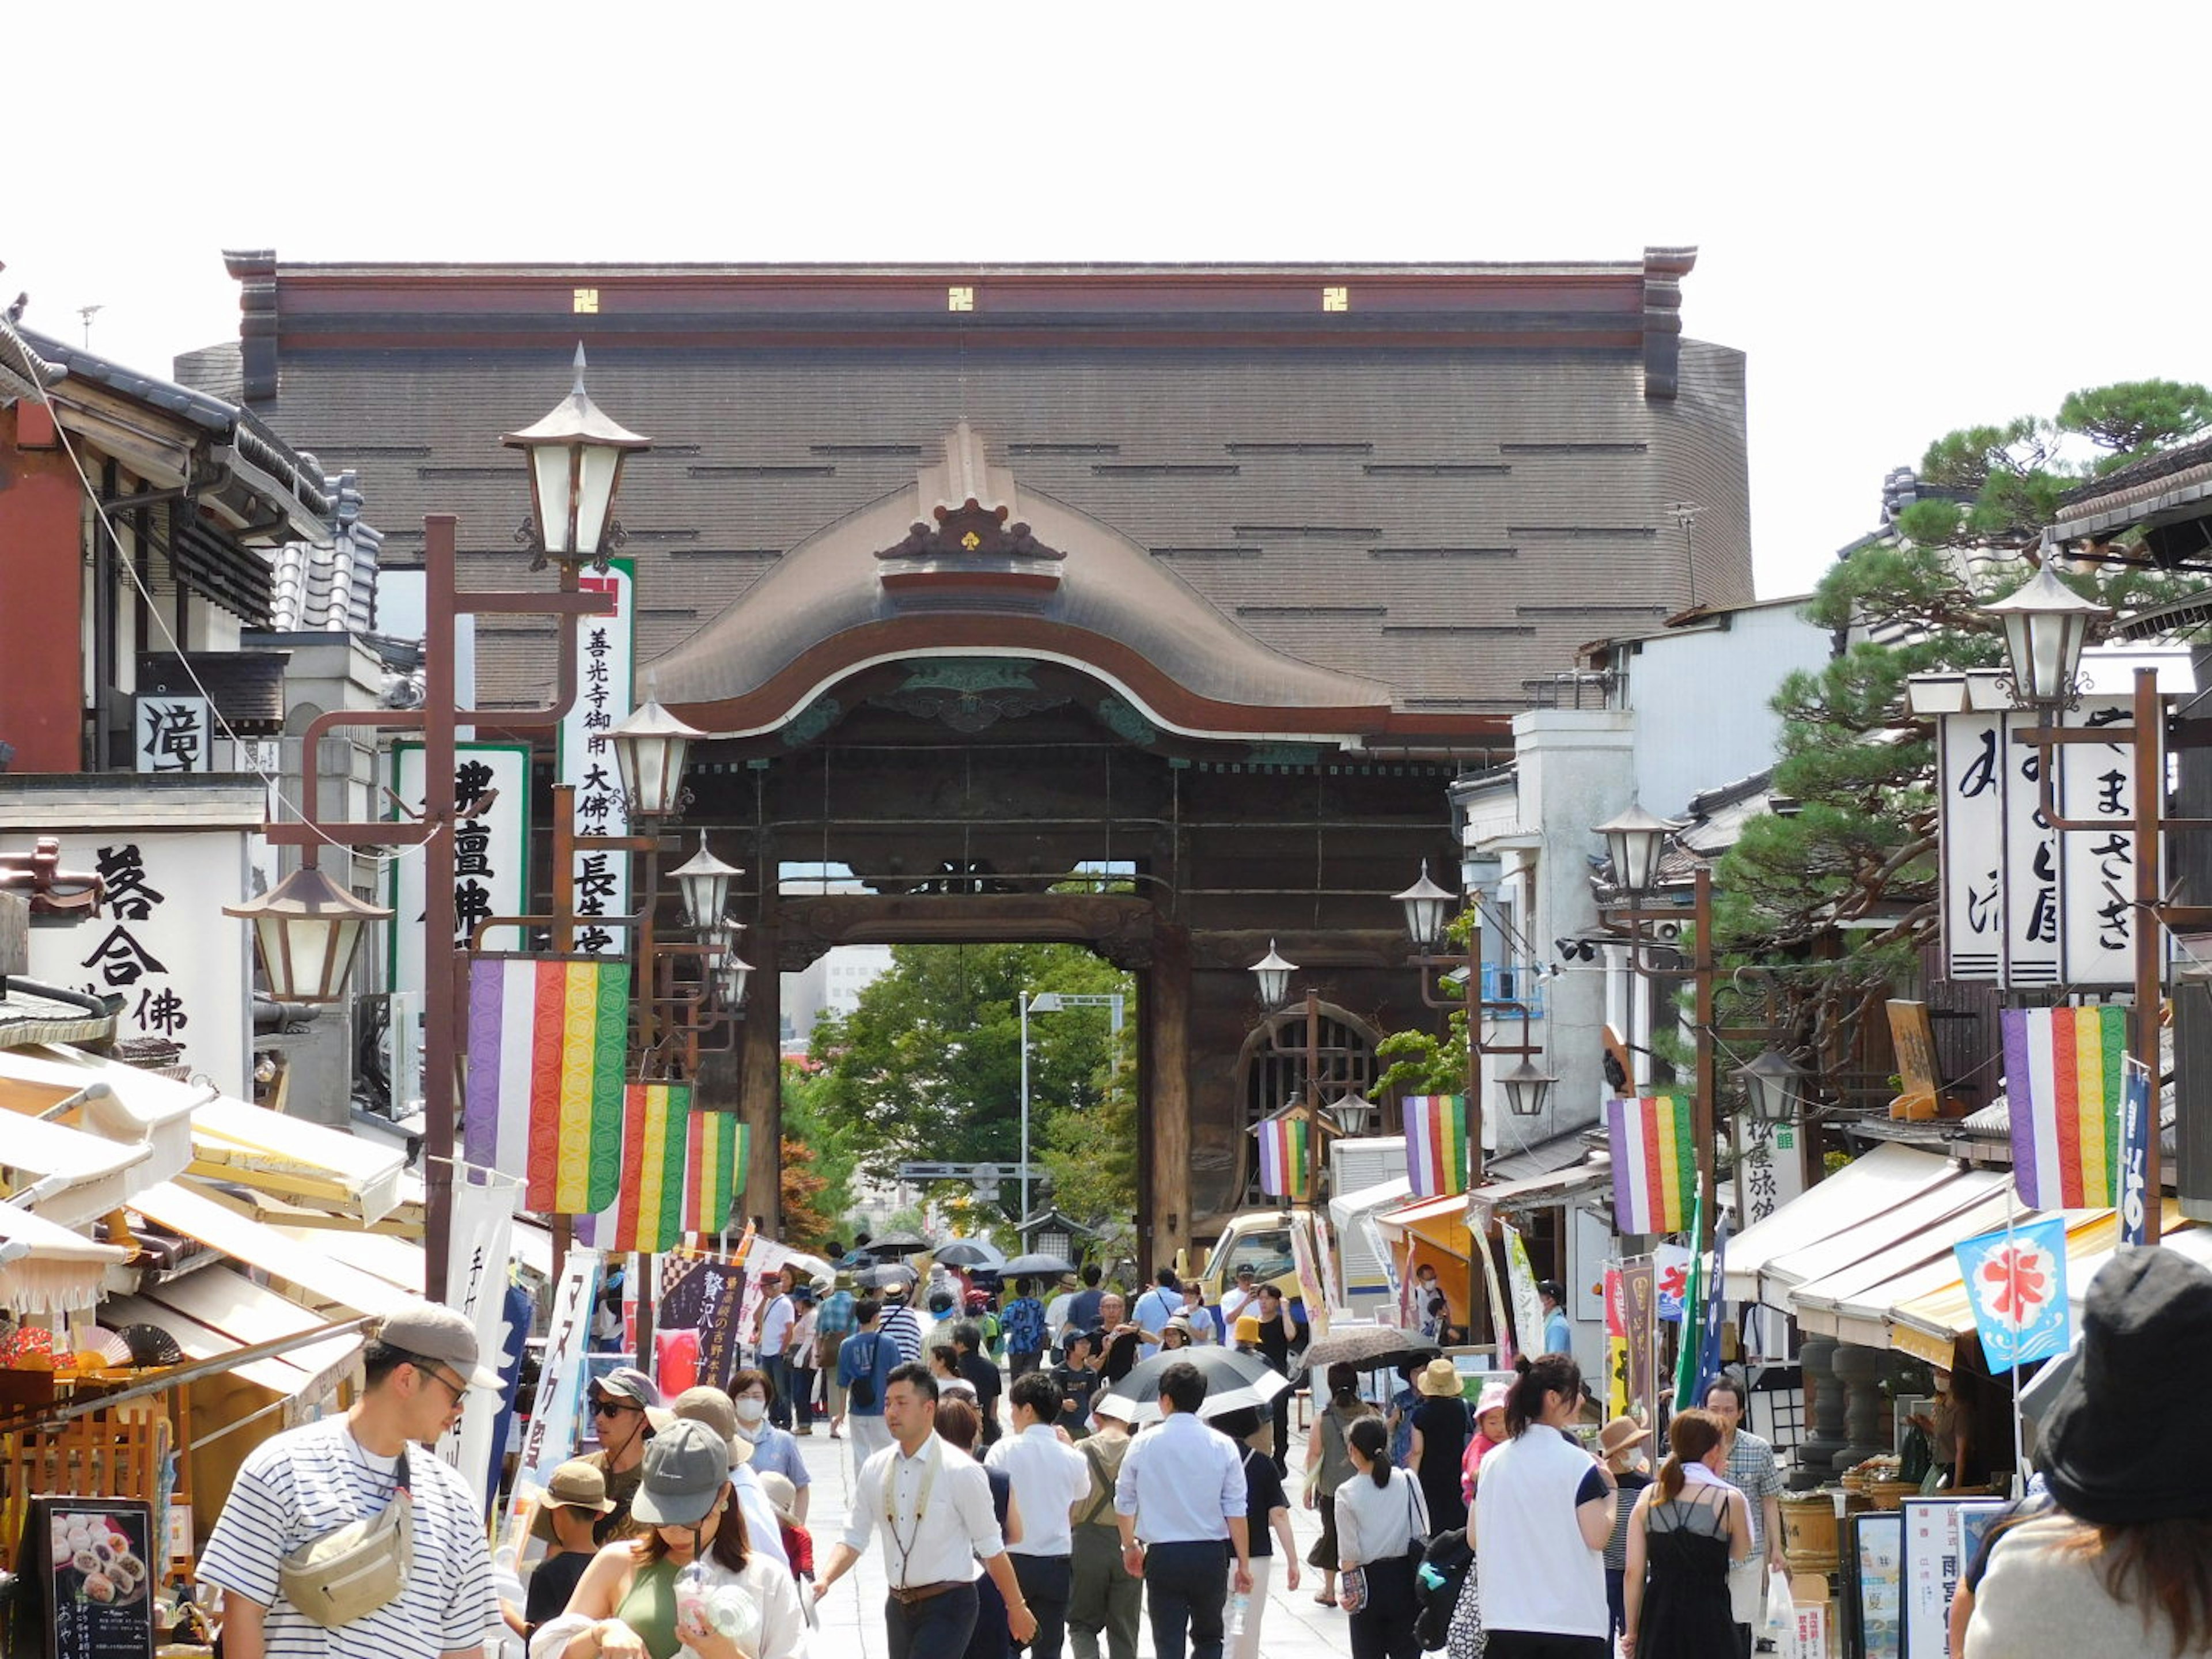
{"left": 279, "top": 1449, "right": 414, "bottom": 1627}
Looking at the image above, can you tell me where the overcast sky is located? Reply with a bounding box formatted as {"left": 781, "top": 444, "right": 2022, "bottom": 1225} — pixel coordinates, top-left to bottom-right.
{"left": 9, "top": 3, "right": 2205, "bottom": 601}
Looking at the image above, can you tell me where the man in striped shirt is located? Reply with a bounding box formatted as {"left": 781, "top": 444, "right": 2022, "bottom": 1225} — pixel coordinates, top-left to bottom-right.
{"left": 200, "top": 1301, "right": 501, "bottom": 1658}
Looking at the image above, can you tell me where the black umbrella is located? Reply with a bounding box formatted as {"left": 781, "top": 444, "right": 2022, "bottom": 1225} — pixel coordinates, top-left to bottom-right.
{"left": 1002, "top": 1251, "right": 1075, "bottom": 1279}
{"left": 934, "top": 1240, "right": 998, "bottom": 1268}
{"left": 855, "top": 1262, "right": 919, "bottom": 1290}
{"left": 1300, "top": 1325, "right": 1443, "bottom": 1374}
{"left": 1095, "top": 1346, "right": 1290, "bottom": 1426}
{"left": 864, "top": 1231, "right": 934, "bottom": 1255}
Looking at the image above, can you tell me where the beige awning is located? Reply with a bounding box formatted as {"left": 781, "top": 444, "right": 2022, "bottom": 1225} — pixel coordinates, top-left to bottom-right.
{"left": 0, "top": 1043, "right": 200, "bottom": 1178}
{"left": 1723, "top": 1145, "right": 1963, "bottom": 1305}
{"left": 0, "top": 1201, "right": 129, "bottom": 1315}
{"left": 190, "top": 1095, "right": 405, "bottom": 1224}
{"left": 272, "top": 1225, "right": 427, "bottom": 1295}
{"left": 130, "top": 1180, "right": 412, "bottom": 1318}
{"left": 0, "top": 1113, "right": 154, "bottom": 1230}
{"left": 1758, "top": 1166, "right": 2012, "bottom": 1314}
{"left": 101, "top": 1269, "right": 361, "bottom": 1412}
{"left": 1788, "top": 1188, "right": 2024, "bottom": 1346}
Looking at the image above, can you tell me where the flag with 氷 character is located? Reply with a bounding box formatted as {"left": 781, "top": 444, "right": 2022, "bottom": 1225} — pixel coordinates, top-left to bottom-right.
{"left": 1608, "top": 1093, "right": 1695, "bottom": 1235}
{"left": 1253, "top": 1112, "right": 1309, "bottom": 1201}
{"left": 1402, "top": 1094, "right": 1469, "bottom": 1198}
{"left": 612, "top": 1081, "right": 691, "bottom": 1253}
{"left": 463, "top": 955, "right": 628, "bottom": 1214}
{"left": 2001, "top": 1005, "right": 2126, "bottom": 1209}
{"left": 1955, "top": 1216, "right": 2070, "bottom": 1373}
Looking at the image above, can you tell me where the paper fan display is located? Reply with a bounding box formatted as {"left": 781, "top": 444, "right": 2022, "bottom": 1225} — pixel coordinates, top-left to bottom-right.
{"left": 84, "top": 1329, "right": 135, "bottom": 1367}
{"left": 115, "top": 1324, "right": 184, "bottom": 1367}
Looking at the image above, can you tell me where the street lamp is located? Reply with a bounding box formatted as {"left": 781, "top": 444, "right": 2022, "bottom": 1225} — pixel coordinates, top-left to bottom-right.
{"left": 1595, "top": 804, "right": 1684, "bottom": 899}
{"left": 1328, "top": 1089, "right": 1378, "bottom": 1137}
{"left": 671, "top": 838, "right": 742, "bottom": 929}
{"left": 1497, "top": 1057, "right": 1558, "bottom": 1119}
{"left": 1018, "top": 990, "right": 1126, "bottom": 1224}
{"left": 501, "top": 345, "right": 653, "bottom": 567}
{"left": 1249, "top": 940, "right": 1296, "bottom": 1011}
{"left": 225, "top": 864, "right": 393, "bottom": 1004}
{"left": 1983, "top": 554, "right": 2110, "bottom": 712}
{"left": 1734, "top": 1047, "right": 1805, "bottom": 1126}
{"left": 1394, "top": 862, "right": 1455, "bottom": 952}
{"left": 609, "top": 699, "right": 704, "bottom": 823}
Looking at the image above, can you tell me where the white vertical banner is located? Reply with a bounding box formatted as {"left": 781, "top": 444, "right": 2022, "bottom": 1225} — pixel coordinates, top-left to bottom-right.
{"left": 391, "top": 743, "right": 531, "bottom": 1006}
{"left": 2001, "top": 711, "right": 2062, "bottom": 986}
{"left": 439, "top": 1171, "right": 519, "bottom": 1508}
{"left": 1938, "top": 710, "right": 2004, "bottom": 981}
{"left": 1732, "top": 1116, "right": 1805, "bottom": 1231}
{"left": 2057, "top": 696, "right": 2139, "bottom": 987}
{"left": 134, "top": 696, "right": 213, "bottom": 773}
{"left": 559, "top": 560, "right": 635, "bottom": 956}
{"left": 505, "top": 1247, "right": 602, "bottom": 1543}
{"left": 12, "top": 829, "right": 252, "bottom": 1097}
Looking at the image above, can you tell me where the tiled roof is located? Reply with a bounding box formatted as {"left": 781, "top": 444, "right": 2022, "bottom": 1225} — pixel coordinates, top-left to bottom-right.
{"left": 270, "top": 469, "right": 381, "bottom": 632}
{"left": 2057, "top": 432, "right": 2212, "bottom": 509}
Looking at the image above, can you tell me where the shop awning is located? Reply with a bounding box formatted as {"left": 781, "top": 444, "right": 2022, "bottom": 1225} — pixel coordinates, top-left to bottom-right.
{"left": 273, "top": 1225, "right": 426, "bottom": 1295}
{"left": 1467, "top": 1153, "right": 1613, "bottom": 1228}
{"left": 102, "top": 1269, "right": 362, "bottom": 1410}
{"left": 1374, "top": 1190, "right": 1476, "bottom": 1252}
{"left": 190, "top": 1096, "right": 406, "bottom": 1225}
{"left": 1331, "top": 1176, "right": 1413, "bottom": 1232}
{"left": 129, "top": 1180, "right": 412, "bottom": 1318}
{"left": 0, "top": 1113, "right": 154, "bottom": 1230}
{"left": 1789, "top": 1188, "right": 2024, "bottom": 1345}
{"left": 1723, "top": 1145, "right": 1963, "bottom": 1304}
{"left": 0, "top": 1200, "right": 129, "bottom": 1315}
{"left": 1757, "top": 1166, "right": 2012, "bottom": 1313}
{"left": 0, "top": 1043, "right": 200, "bottom": 1178}
{"left": 1486, "top": 1128, "right": 1594, "bottom": 1183}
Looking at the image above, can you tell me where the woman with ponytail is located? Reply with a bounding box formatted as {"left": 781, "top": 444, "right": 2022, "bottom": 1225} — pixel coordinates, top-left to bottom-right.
{"left": 1334, "top": 1414, "right": 1429, "bottom": 1659}
{"left": 1304, "top": 1359, "right": 1380, "bottom": 1607}
{"left": 1620, "top": 1407, "right": 1750, "bottom": 1658}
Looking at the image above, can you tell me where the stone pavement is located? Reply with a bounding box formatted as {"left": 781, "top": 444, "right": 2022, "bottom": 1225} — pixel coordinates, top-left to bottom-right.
{"left": 791, "top": 1421, "right": 1356, "bottom": 1659}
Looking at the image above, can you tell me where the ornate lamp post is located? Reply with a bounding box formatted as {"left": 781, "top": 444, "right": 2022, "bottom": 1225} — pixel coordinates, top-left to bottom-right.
{"left": 223, "top": 864, "right": 392, "bottom": 1005}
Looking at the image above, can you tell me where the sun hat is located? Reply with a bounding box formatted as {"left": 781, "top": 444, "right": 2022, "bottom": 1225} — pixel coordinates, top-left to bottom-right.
{"left": 755, "top": 1471, "right": 801, "bottom": 1528}
{"left": 588, "top": 1366, "right": 661, "bottom": 1409}
{"left": 531, "top": 1459, "right": 616, "bottom": 1541}
{"left": 1474, "top": 1380, "right": 1512, "bottom": 1419}
{"left": 670, "top": 1385, "right": 755, "bottom": 1469}
{"left": 628, "top": 1419, "right": 733, "bottom": 1529}
{"left": 377, "top": 1300, "right": 505, "bottom": 1392}
{"left": 1233, "top": 1314, "right": 1262, "bottom": 1344}
{"left": 1597, "top": 1416, "right": 1650, "bottom": 1460}
{"left": 1417, "top": 1357, "right": 1465, "bottom": 1398}
{"left": 2041, "top": 1248, "right": 2212, "bottom": 1524}
{"left": 1162, "top": 1316, "right": 1196, "bottom": 1343}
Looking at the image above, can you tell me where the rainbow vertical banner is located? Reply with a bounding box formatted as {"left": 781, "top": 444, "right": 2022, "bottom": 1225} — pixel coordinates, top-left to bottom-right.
{"left": 1608, "top": 1093, "right": 1695, "bottom": 1235}
{"left": 1253, "top": 1113, "right": 1310, "bottom": 1200}
{"left": 683, "top": 1110, "right": 749, "bottom": 1235}
{"left": 1403, "top": 1094, "right": 1469, "bottom": 1198}
{"left": 613, "top": 1081, "right": 691, "bottom": 1253}
{"left": 463, "top": 955, "right": 628, "bottom": 1213}
{"left": 2001, "top": 1005, "right": 2126, "bottom": 1209}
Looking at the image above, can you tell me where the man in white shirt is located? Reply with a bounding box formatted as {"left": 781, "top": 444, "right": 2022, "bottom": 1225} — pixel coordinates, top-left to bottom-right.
{"left": 1218, "top": 1264, "right": 1262, "bottom": 1330}
{"left": 819, "top": 1362, "right": 1039, "bottom": 1659}
{"left": 1113, "top": 1362, "right": 1252, "bottom": 1659}
{"left": 987, "top": 1372, "right": 1095, "bottom": 1659}
{"left": 1046, "top": 1273, "right": 1080, "bottom": 1343}
{"left": 756, "top": 1270, "right": 798, "bottom": 1429}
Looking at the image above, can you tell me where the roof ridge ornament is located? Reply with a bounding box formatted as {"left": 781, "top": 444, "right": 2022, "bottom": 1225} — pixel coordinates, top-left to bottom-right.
{"left": 876, "top": 423, "right": 1066, "bottom": 590}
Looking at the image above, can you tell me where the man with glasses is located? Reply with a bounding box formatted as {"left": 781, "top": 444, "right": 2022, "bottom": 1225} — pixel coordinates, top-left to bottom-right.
{"left": 582, "top": 1366, "right": 664, "bottom": 1542}
{"left": 200, "top": 1300, "right": 502, "bottom": 1658}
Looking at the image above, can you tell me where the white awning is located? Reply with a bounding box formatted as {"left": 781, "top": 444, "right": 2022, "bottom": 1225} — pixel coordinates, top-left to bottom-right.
{"left": 130, "top": 1180, "right": 412, "bottom": 1317}
{"left": 1468, "top": 1153, "right": 1613, "bottom": 1226}
{"left": 190, "top": 1094, "right": 405, "bottom": 1225}
{"left": 0, "top": 1201, "right": 129, "bottom": 1315}
{"left": 1789, "top": 1188, "right": 2024, "bottom": 1345}
{"left": 273, "top": 1225, "right": 426, "bottom": 1295}
{"left": 1331, "top": 1176, "right": 1413, "bottom": 1231}
{"left": 0, "top": 1043, "right": 200, "bottom": 1179}
{"left": 1758, "top": 1166, "right": 2012, "bottom": 1313}
{"left": 0, "top": 1113, "right": 153, "bottom": 1230}
{"left": 103, "top": 1269, "right": 361, "bottom": 1408}
{"left": 1722, "top": 1145, "right": 1963, "bottom": 1304}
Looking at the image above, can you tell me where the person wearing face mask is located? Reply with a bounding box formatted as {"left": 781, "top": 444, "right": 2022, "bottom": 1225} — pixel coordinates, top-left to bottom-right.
{"left": 529, "top": 1418, "right": 809, "bottom": 1659}
{"left": 726, "top": 1368, "right": 810, "bottom": 1525}
{"left": 1596, "top": 1416, "right": 1654, "bottom": 1649}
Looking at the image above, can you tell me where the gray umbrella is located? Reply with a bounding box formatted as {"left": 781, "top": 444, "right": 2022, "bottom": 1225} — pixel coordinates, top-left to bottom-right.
{"left": 934, "top": 1240, "right": 998, "bottom": 1268}
{"left": 854, "top": 1262, "right": 919, "bottom": 1290}
{"left": 1002, "top": 1252, "right": 1076, "bottom": 1279}
{"left": 1300, "top": 1325, "right": 1443, "bottom": 1374}
{"left": 1095, "top": 1346, "right": 1291, "bottom": 1426}
{"left": 864, "top": 1231, "right": 934, "bottom": 1254}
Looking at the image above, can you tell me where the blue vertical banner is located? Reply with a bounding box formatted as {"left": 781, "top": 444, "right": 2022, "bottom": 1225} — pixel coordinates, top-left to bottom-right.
{"left": 1954, "top": 1217, "right": 2071, "bottom": 1374}
{"left": 1694, "top": 1218, "right": 1730, "bottom": 1404}
{"left": 2119, "top": 1056, "right": 2152, "bottom": 1247}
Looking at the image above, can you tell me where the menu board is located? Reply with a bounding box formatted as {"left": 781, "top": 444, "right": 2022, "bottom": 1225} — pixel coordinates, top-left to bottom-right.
{"left": 13, "top": 1497, "right": 156, "bottom": 1659}
{"left": 1900, "top": 1496, "right": 2010, "bottom": 1657}
{"left": 1847, "top": 1510, "right": 1903, "bottom": 1659}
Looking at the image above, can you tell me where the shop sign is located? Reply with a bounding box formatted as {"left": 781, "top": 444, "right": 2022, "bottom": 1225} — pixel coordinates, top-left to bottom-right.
{"left": 17, "top": 1497, "right": 156, "bottom": 1659}
{"left": 389, "top": 742, "right": 531, "bottom": 1005}
{"left": 557, "top": 559, "right": 634, "bottom": 956}
{"left": 132, "top": 696, "right": 210, "bottom": 774}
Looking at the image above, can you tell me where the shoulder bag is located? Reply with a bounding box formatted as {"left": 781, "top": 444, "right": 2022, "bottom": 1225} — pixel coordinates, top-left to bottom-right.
{"left": 279, "top": 1449, "right": 413, "bottom": 1628}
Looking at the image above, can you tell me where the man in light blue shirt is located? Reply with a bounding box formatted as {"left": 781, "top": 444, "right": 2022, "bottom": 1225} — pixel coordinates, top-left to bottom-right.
{"left": 1132, "top": 1268, "right": 1183, "bottom": 1361}
{"left": 1113, "top": 1362, "right": 1252, "bottom": 1659}
{"left": 1540, "top": 1278, "right": 1574, "bottom": 1357}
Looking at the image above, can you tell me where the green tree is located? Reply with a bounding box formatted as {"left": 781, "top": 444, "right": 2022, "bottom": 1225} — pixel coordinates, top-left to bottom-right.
{"left": 781, "top": 1060, "right": 858, "bottom": 1229}
{"left": 1037, "top": 1046, "right": 1139, "bottom": 1229}
{"left": 806, "top": 943, "right": 1132, "bottom": 1187}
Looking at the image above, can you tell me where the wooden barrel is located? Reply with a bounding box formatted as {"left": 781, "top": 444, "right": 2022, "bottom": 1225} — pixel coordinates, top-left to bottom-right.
{"left": 1781, "top": 1491, "right": 1843, "bottom": 1577}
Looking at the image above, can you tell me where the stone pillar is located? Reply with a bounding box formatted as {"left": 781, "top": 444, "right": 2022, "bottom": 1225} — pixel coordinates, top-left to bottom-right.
{"left": 1143, "top": 925, "right": 1192, "bottom": 1277}
{"left": 1794, "top": 1335, "right": 1846, "bottom": 1488}
{"left": 1831, "top": 1343, "right": 1887, "bottom": 1475}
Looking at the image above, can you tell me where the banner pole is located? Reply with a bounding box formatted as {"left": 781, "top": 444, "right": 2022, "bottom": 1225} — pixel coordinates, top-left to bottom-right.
{"left": 2005, "top": 1182, "right": 2025, "bottom": 1498}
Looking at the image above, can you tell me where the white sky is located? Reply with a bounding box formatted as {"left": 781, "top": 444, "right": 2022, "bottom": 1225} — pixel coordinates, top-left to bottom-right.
{"left": 9, "top": 2, "right": 2206, "bottom": 601}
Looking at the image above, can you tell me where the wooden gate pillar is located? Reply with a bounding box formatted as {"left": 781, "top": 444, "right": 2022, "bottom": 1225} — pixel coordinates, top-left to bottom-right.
{"left": 737, "top": 906, "right": 782, "bottom": 1235}
{"left": 1142, "top": 923, "right": 1193, "bottom": 1274}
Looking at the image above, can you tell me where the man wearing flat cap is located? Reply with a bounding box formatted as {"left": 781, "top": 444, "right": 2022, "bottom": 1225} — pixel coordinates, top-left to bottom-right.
{"left": 201, "top": 1299, "right": 503, "bottom": 1658}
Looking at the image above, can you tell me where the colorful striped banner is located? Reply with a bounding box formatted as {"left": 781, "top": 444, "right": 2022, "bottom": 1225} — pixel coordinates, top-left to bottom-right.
{"left": 1254, "top": 1113, "right": 1309, "bottom": 1200}
{"left": 613, "top": 1081, "right": 691, "bottom": 1253}
{"left": 2002, "top": 1005, "right": 2126, "bottom": 1209}
{"left": 464, "top": 956, "right": 628, "bottom": 1213}
{"left": 683, "top": 1109, "right": 749, "bottom": 1234}
{"left": 1608, "top": 1093, "right": 1695, "bottom": 1235}
{"left": 1403, "top": 1094, "right": 1469, "bottom": 1198}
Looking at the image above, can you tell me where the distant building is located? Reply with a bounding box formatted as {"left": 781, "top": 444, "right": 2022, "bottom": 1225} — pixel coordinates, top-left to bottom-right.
{"left": 781, "top": 944, "right": 893, "bottom": 1050}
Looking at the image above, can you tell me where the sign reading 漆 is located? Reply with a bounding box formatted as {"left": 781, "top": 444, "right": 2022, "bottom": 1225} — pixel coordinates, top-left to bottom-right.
{"left": 132, "top": 696, "right": 211, "bottom": 774}
{"left": 390, "top": 743, "right": 530, "bottom": 1008}
{"left": 558, "top": 560, "right": 635, "bottom": 956}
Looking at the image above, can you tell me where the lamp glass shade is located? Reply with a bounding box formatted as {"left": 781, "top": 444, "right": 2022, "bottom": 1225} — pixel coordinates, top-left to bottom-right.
{"left": 1328, "top": 1090, "right": 1377, "bottom": 1136}
{"left": 501, "top": 346, "right": 652, "bottom": 562}
{"left": 1982, "top": 560, "right": 2109, "bottom": 709}
{"left": 1393, "top": 860, "right": 1456, "bottom": 949}
{"left": 716, "top": 950, "right": 753, "bottom": 1011}
{"left": 1736, "top": 1048, "right": 1805, "bottom": 1125}
{"left": 1249, "top": 939, "right": 1296, "bottom": 1010}
{"left": 610, "top": 699, "right": 703, "bottom": 821}
{"left": 671, "top": 838, "right": 742, "bottom": 929}
{"left": 1498, "top": 1058, "right": 1556, "bottom": 1118}
{"left": 224, "top": 864, "right": 392, "bottom": 1003}
{"left": 1595, "top": 803, "right": 1684, "bottom": 897}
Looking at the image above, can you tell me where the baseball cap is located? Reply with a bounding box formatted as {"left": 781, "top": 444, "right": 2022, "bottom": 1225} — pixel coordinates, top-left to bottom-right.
{"left": 628, "top": 1418, "right": 731, "bottom": 1528}
{"left": 377, "top": 1300, "right": 503, "bottom": 1392}
{"left": 588, "top": 1366, "right": 661, "bottom": 1409}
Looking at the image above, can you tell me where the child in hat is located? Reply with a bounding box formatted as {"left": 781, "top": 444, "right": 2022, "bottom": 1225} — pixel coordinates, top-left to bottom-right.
{"left": 502, "top": 1460, "right": 617, "bottom": 1642}
{"left": 754, "top": 1471, "right": 815, "bottom": 1587}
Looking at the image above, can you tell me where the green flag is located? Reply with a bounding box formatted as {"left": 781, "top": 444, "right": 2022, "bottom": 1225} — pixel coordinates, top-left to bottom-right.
{"left": 1672, "top": 1185, "right": 1707, "bottom": 1412}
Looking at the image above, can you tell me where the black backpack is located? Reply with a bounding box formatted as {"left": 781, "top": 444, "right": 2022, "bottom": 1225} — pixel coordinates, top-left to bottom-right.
{"left": 1414, "top": 1525, "right": 1473, "bottom": 1651}
{"left": 849, "top": 1331, "right": 887, "bottom": 1408}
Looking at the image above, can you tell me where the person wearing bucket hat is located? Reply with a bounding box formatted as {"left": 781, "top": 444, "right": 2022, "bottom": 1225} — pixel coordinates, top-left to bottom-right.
{"left": 1595, "top": 1418, "right": 1653, "bottom": 1646}
{"left": 1961, "top": 1249, "right": 2212, "bottom": 1658}
{"left": 531, "top": 1419, "right": 809, "bottom": 1659}
{"left": 668, "top": 1386, "right": 789, "bottom": 1575}
{"left": 199, "top": 1300, "right": 499, "bottom": 1656}
{"left": 1409, "top": 1357, "right": 1474, "bottom": 1533}
{"left": 1461, "top": 1379, "right": 1513, "bottom": 1505}
{"left": 752, "top": 1472, "right": 814, "bottom": 1585}
{"left": 502, "top": 1461, "right": 615, "bottom": 1641}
